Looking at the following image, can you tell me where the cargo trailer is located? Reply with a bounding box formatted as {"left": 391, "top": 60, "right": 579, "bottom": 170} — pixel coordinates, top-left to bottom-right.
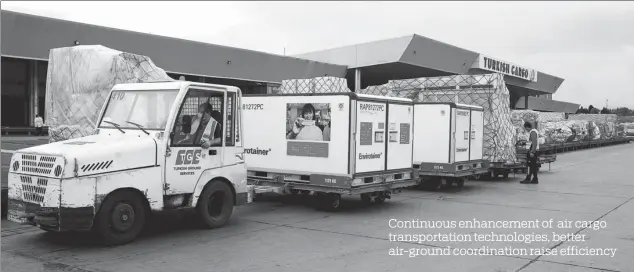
{"left": 411, "top": 103, "right": 489, "bottom": 189}
{"left": 242, "top": 93, "right": 418, "bottom": 211}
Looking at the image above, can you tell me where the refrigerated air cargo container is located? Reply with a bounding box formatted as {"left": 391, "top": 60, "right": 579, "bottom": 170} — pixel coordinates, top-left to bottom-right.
{"left": 412, "top": 103, "right": 489, "bottom": 189}
{"left": 242, "top": 93, "right": 417, "bottom": 210}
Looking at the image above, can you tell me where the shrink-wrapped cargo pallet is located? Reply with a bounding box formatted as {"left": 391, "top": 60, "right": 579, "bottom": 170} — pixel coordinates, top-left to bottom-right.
{"left": 45, "top": 45, "right": 173, "bottom": 142}
{"left": 568, "top": 114, "right": 618, "bottom": 123}
{"left": 275, "top": 77, "right": 350, "bottom": 94}
{"left": 359, "top": 73, "right": 517, "bottom": 163}
{"left": 511, "top": 110, "right": 539, "bottom": 123}
{"left": 541, "top": 121, "right": 574, "bottom": 143}
{"left": 537, "top": 120, "right": 593, "bottom": 144}
{"left": 623, "top": 122, "right": 634, "bottom": 136}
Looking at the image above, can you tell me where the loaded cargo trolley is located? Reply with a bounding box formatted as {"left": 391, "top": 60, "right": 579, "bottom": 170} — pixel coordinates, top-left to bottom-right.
{"left": 241, "top": 93, "right": 419, "bottom": 211}
{"left": 411, "top": 103, "right": 490, "bottom": 189}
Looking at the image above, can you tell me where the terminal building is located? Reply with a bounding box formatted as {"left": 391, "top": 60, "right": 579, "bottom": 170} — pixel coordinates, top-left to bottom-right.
{"left": 1, "top": 10, "right": 579, "bottom": 129}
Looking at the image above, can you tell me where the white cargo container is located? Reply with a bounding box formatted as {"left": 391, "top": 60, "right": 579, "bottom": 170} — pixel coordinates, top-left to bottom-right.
{"left": 412, "top": 103, "right": 489, "bottom": 189}
{"left": 242, "top": 93, "right": 417, "bottom": 210}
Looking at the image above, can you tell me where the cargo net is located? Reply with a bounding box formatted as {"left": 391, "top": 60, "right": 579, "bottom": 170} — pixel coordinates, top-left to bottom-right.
{"left": 511, "top": 110, "right": 566, "bottom": 143}
{"left": 45, "top": 45, "right": 173, "bottom": 143}
{"left": 359, "top": 73, "right": 517, "bottom": 164}
{"left": 273, "top": 77, "right": 351, "bottom": 94}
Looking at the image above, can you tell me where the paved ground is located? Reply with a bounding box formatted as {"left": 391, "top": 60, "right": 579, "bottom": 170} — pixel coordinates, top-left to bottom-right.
{"left": 1, "top": 137, "right": 633, "bottom": 272}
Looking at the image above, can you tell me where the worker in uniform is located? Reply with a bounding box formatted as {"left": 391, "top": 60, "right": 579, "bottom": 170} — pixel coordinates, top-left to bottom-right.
{"left": 34, "top": 114, "right": 44, "bottom": 136}
{"left": 521, "top": 121, "right": 539, "bottom": 184}
{"left": 178, "top": 103, "right": 222, "bottom": 148}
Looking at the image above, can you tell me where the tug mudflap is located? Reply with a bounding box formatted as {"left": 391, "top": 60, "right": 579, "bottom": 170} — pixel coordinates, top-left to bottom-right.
{"left": 247, "top": 177, "right": 417, "bottom": 196}
{"left": 414, "top": 160, "right": 490, "bottom": 178}
{"left": 7, "top": 199, "right": 94, "bottom": 232}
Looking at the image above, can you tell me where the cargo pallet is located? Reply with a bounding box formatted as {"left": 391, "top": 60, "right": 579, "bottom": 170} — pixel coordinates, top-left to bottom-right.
{"left": 246, "top": 169, "right": 418, "bottom": 211}
{"left": 414, "top": 160, "right": 490, "bottom": 189}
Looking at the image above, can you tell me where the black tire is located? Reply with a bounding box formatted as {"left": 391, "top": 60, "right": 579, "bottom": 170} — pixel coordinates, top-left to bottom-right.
{"left": 314, "top": 193, "right": 341, "bottom": 211}
{"left": 360, "top": 193, "right": 372, "bottom": 203}
{"left": 374, "top": 192, "right": 386, "bottom": 204}
{"left": 93, "top": 190, "right": 147, "bottom": 246}
{"left": 196, "top": 180, "right": 235, "bottom": 229}
{"left": 456, "top": 178, "right": 465, "bottom": 188}
{"left": 421, "top": 177, "right": 442, "bottom": 191}
{"left": 322, "top": 193, "right": 342, "bottom": 212}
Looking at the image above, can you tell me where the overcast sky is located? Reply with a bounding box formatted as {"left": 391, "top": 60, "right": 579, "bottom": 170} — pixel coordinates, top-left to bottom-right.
{"left": 3, "top": 1, "right": 634, "bottom": 108}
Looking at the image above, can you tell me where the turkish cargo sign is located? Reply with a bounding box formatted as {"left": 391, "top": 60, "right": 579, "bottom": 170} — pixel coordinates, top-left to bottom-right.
{"left": 474, "top": 55, "right": 538, "bottom": 82}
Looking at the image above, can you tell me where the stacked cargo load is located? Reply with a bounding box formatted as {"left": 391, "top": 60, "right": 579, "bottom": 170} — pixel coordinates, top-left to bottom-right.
{"left": 360, "top": 73, "right": 517, "bottom": 164}
{"left": 45, "top": 45, "right": 172, "bottom": 142}
{"left": 568, "top": 114, "right": 621, "bottom": 140}
{"left": 623, "top": 123, "right": 634, "bottom": 137}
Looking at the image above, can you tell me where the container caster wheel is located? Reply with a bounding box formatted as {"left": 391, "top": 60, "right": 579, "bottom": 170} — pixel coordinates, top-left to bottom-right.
{"left": 455, "top": 178, "right": 465, "bottom": 188}
{"left": 361, "top": 193, "right": 372, "bottom": 203}
{"left": 420, "top": 177, "right": 442, "bottom": 191}
{"left": 361, "top": 192, "right": 386, "bottom": 204}
{"left": 315, "top": 193, "right": 341, "bottom": 212}
{"left": 374, "top": 192, "right": 386, "bottom": 204}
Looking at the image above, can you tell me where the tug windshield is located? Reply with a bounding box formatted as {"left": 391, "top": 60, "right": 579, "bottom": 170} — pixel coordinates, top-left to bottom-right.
{"left": 99, "top": 90, "right": 179, "bottom": 130}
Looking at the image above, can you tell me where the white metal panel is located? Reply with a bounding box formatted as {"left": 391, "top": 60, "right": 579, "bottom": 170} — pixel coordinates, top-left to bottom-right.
{"left": 242, "top": 95, "right": 350, "bottom": 176}
{"left": 387, "top": 103, "right": 413, "bottom": 170}
{"left": 470, "top": 110, "right": 484, "bottom": 161}
{"left": 413, "top": 104, "right": 451, "bottom": 164}
{"left": 454, "top": 108, "right": 471, "bottom": 163}
{"left": 355, "top": 100, "right": 388, "bottom": 173}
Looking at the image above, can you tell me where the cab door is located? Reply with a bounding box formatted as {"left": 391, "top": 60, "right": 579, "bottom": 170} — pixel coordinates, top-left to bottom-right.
{"left": 165, "top": 87, "right": 226, "bottom": 195}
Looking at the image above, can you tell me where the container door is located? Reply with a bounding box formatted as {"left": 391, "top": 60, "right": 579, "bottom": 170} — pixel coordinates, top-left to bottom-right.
{"left": 469, "top": 110, "right": 484, "bottom": 161}
{"left": 454, "top": 108, "right": 471, "bottom": 162}
{"left": 386, "top": 103, "right": 413, "bottom": 170}
{"left": 413, "top": 104, "right": 451, "bottom": 164}
{"left": 355, "top": 100, "right": 387, "bottom": 174}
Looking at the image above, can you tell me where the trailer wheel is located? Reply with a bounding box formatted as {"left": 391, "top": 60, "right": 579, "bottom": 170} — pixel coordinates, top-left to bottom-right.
{"left": 455, "top": 178, "right": 465, "bottom": 188}
{"left": 360, "top": 193, "right": 372, "bottom": 203}
{"left": 374, "top": 192, "right": 386, "bottom": 204}
{"left": 315, "top": 193, "right": 341, "bottom": 211}
{"left": 421, "top": 177, "right": 442, "bottom": 191}
{"left": 444, "top": 179, "right": 454, "bottom": 188}
{"left": 93, "top": 190, "right": 147, "bottom": 246}
{"left": 196, "top": 180, "right": 235, "bottom": 229}
{"left": 503, "top": 172, "right": 509, "bottom": 179}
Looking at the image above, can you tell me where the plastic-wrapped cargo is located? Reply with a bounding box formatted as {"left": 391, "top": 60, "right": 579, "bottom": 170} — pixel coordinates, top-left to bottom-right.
{"left": 623, "top": 122, "right": 634, "bottom": 136}
{"left": 541, "top": 121, "right": 574, "bottom": 143}
{"left": 511, "top": 110, "right": 540, "bottom": 123}
{"left": 359, "top": 73, "right": 517, "bottom": 163}
{"left": 568, "top": 114, "right": 618, "bottom": 123}
{"left": 511, "top": 110, "right": 565, "bottom": 127}
{"left": 45, "top": 45, "right": 173, "bottom": 142}
{"left": 275, "top": 77, "right": 349, "bottom": 94}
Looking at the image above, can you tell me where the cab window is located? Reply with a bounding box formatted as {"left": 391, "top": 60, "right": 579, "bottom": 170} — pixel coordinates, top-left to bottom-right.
{"left": 171, "top": 89, "right": 224, "bottom": 147}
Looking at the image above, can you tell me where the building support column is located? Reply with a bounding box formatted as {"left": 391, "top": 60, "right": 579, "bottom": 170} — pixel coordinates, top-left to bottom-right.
{"left": 524, "top": 95, "right": 529, "bottom": 109}
{"left": 354, "top": 68, "right": 362, "bottom": 92}
{"left": 29, "top": 60, "right": 39, "bottom": 127}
